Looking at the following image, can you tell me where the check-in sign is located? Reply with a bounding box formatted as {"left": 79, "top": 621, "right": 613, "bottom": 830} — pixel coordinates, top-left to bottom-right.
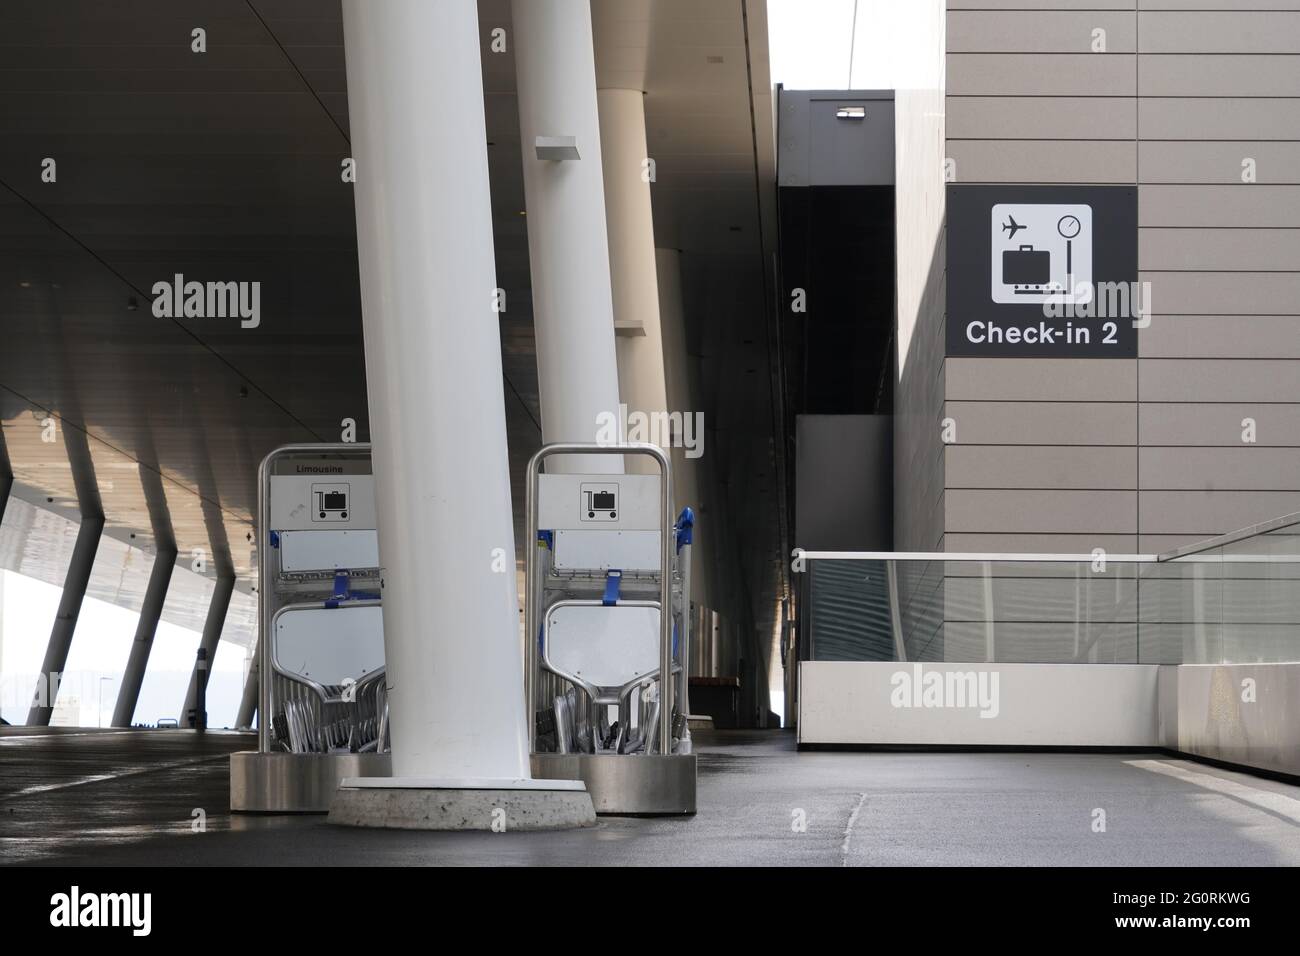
{"left": 990, "top": 202, "right": 1092, "bottom": 305}
{"left": 947, "top": 185, "right": 1137, "bottom": 358}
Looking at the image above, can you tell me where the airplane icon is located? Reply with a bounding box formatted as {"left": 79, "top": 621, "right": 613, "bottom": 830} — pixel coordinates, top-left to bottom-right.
{"left": 1001, "top": 215, "right": 1026, "bottom": 240}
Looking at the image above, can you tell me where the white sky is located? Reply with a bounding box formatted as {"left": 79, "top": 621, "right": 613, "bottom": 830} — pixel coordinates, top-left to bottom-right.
{"left": 1, "top": 570, "right": 248, "bottom": 728}
{"left": 767, "top": 0, "right": 944, "bottom": 91}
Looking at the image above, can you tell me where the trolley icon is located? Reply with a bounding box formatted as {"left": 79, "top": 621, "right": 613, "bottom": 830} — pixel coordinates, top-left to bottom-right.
{"left": 310, "top": 483, "right": 350, "bottom": 522}
{"left": 580, "top": 483, "right": 618, "bottom": 521}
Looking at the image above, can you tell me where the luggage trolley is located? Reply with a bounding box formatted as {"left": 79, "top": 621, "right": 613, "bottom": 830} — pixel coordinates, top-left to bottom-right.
{"left": 526, "top": 442, "right": 697, "bottom": 814}
{"left": 230, "top": 443, "right": 391, "bottom": 812}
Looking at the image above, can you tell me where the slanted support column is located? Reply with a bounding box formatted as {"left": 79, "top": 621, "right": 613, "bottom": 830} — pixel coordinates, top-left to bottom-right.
{"left": 340, "top": 0, "right": 571, "bottom": 792}
{"left": 512, "top": 0, "right": 622, "bottom": 474}
{"left": 180, "top": 573, "right": 234, "bottom": 730}
{"left": 27, "top": 515, "right": 103, "bottom": 726}
{"left": 0, "top": 432, "right": 12, "bottom": 529}
{"left": 344, "top": 0, "right": 525, "bottom": 779}
{"left": 598, "top": 87, "right": 670, "bottom": 475}
{"left": 234, "top": 653, "right": 258, "bottom": 730}
{"left": 111, "top": 546, "right": 177, "bottom": 727}
{"left": 330, "top": 0, "right": 593, "bottom": 828}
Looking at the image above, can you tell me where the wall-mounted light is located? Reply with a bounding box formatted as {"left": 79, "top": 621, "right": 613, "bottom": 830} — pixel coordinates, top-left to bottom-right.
{"left": 836, "top": 106, "right": 866, "bottom": 120}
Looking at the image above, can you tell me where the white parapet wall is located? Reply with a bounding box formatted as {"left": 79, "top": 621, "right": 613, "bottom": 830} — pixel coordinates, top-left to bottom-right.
{"left": 798, "top": 661, "right": 1161, "bottom": 747}
{"left": 800, "top": 661, "right": 1300, "bottom": 777}
{"left": 1169, "top": 663, "right": 1300, "bottom": 778}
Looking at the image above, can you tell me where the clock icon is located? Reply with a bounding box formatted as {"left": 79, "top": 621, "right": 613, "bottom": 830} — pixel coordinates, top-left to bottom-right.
{"left": 1057, "top": 215, "right": 1082, "bottom": 239}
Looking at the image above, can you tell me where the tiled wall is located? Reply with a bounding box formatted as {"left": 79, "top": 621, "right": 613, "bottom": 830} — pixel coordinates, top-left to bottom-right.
{"left": 938, "top": 0, "right": 1300, "bottom": 555}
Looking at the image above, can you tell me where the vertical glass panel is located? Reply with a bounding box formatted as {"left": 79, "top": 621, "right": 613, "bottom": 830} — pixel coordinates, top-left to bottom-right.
{"left": 60, "top": 591, "right": 139, "bottom": 727}
{"left": 1216, "top": 524, "right": 1300, "bottom": 663}
{"left": 1137, "top": 558, "right": 1220, "bottom": 664}
{"left": 899, "top": 559, "right": 945, "bottom": 661}
{"left": 807, "top": 559, "right": 893, "bottom": 661}
{"left": 208, "top": 632, "right": 252, "bottom": 730}
{"left": 134, "top": 575, "right": 214, "bottom": 728}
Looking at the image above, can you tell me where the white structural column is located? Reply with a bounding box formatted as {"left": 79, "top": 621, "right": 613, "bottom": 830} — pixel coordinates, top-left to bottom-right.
{"left": 598, "top": 87, "right": 670, "bottom": 475}
{"left": 512, "top": 0, "right": 622, "bottom": 474}
{"left": 341, "top": 0, "right": 529, "bottom": 782}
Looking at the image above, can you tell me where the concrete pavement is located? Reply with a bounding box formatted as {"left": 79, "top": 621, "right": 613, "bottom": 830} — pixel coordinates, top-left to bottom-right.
{"left": 2, "top": 728, "right": 1297, "bottom": 866}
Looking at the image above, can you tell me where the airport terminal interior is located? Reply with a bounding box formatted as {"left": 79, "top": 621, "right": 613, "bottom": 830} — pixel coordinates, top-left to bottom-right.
{"left": 3, "top": 0, "right": 1300, "bottom": 870}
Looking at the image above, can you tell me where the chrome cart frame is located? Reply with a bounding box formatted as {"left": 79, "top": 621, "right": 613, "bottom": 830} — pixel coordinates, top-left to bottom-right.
{"left": 525, "top": 442, "right": 697, "bottom": 814}
{"left": 231, "top": 443, "right": 390, "bottom": 812}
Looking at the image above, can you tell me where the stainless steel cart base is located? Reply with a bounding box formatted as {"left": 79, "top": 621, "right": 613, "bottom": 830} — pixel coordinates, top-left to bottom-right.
{"left": 530, "top": 752, "right": 697, "bottom": 815}
{"left": 230, "top": 751, "right": 391, "bottom": 813}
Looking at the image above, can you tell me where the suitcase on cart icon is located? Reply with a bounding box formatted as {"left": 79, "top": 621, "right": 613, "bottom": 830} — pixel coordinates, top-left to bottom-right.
{"left": 1002, "top": 244, "right": 1050, "bottom": 290}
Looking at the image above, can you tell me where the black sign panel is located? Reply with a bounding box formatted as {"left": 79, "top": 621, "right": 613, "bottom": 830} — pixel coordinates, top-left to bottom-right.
{"left": 946, "top": 184, "right": 1138, "bottom": 358}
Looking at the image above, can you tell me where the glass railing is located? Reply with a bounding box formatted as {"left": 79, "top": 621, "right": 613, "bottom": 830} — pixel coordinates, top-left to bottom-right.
{"left": 800, "top": 513, "right": 1300, "bottom": 666}
{"left": 1156, "top": 512, "right": 1300, "bottom": 665}
{"left": 804, "top": 554, "right": 1148, "bottom": 663}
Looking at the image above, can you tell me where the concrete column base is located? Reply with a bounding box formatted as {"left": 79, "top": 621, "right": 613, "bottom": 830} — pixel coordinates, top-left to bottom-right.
{"left": 327, "top": 777, "right": 597, "bottom": 831}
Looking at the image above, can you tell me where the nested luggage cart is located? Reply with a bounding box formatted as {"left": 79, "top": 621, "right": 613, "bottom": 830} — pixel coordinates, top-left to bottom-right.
{"left": 230, "top": 443, "right": 390, "bottom": 812}
{"left": 526, "top": 442, "right": 698, "bottom": 814}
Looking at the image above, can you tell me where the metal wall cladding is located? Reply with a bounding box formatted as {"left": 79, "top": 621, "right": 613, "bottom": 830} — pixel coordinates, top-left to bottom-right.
{"left": 925, "top": 7, "right": 1300, "bottom": 552}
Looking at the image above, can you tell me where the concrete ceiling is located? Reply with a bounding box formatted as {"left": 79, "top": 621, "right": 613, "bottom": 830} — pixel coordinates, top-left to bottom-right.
{"left": 0, "top": 0, "right": 785, "bottom": 659}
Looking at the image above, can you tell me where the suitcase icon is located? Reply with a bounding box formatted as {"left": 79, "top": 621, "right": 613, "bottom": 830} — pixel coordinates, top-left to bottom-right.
{"left": 1002, "top": 244, "right": 1050, "bottom": 287}
{"left": 582, "top": 487, "right": 618, "bottom": 520}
